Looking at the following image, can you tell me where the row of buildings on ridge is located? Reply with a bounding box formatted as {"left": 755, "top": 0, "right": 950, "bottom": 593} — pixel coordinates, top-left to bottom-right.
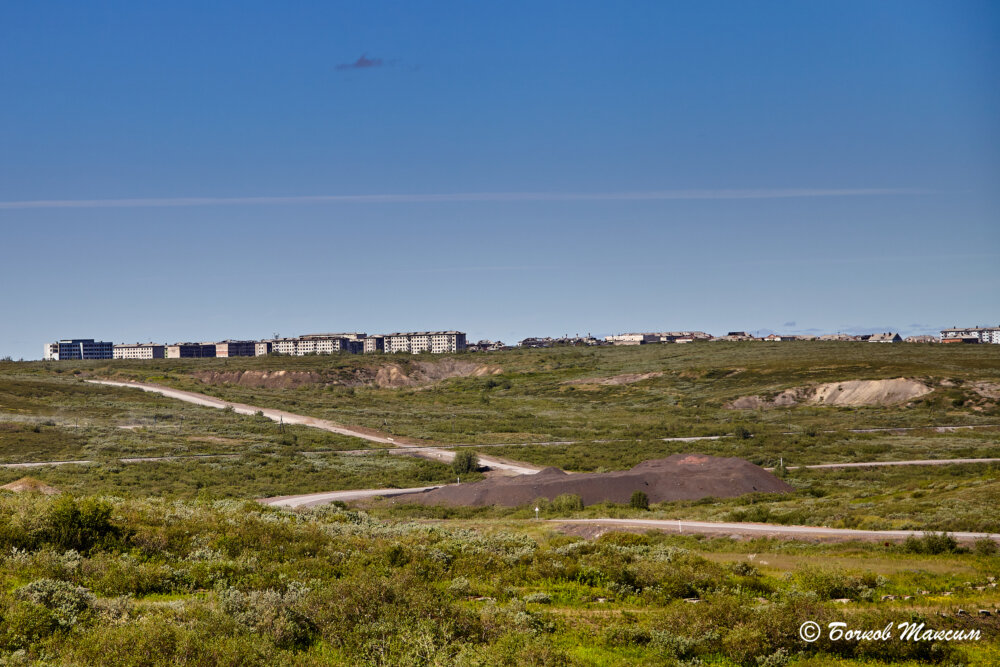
{"left": 43, "top": 332, "right": 467, "bottom": 361}
{"left": 40, "top": 325, "right": 1000, "bottom": 360}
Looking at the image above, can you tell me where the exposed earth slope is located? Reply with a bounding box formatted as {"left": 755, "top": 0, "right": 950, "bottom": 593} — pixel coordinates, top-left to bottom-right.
{"left": 413, "top": 453, "right": 793, "bottom": 506}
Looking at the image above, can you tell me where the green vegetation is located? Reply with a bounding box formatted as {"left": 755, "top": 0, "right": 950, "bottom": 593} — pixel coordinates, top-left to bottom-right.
{"left": 0, "top": 495, "right": 994, "bottom": 665}
{"left": 452, "top": 450, "right": 480, "bottom": 476}
{"left": 629, "top": 490, "right": 650, "bottom": 510}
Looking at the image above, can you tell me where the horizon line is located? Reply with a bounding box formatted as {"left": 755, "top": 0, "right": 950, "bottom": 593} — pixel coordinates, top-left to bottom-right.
{"left": 0, "top": 188, "right": 930, "bottom": 210}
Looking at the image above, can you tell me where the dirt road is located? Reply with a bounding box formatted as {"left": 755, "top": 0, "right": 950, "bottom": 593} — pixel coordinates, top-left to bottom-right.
{"left": 88, "top": 380, "right": 541, "bottom": 475}
{"left": 780, "top": 458, "right": 1000, "bottom": 471}
{"left": 554, "top": 518, "right": 1000, "bottom": 544}
{"left": 260, "top": 485, "right": 442, "bottom": 508}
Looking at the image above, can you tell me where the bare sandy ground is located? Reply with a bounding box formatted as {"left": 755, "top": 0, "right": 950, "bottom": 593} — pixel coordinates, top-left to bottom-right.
{"left": 728, "top": 378, "right": 933, "bottom": 409}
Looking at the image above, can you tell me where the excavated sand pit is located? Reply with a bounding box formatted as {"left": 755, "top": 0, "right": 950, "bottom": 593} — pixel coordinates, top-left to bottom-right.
{"left": 727, "top": 378, "right": 933, "bottom": 409}
{"left": 411, "top": 454, "right": 792, "bottom": 507}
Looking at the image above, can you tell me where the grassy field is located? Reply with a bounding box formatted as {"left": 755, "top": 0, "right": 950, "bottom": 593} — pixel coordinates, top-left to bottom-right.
{"left": 0, "top": 374, "right": 476, "bottom": 498}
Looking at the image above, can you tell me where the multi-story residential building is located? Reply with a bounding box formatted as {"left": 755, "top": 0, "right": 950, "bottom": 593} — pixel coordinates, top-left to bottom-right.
{"left": 113, "top": 343, "right": 165, "bottom": 360}
{"left": 254, "top": 341, "right": 272, "bottom": 356}
{"left": 215, "top": 340, "right": 257, "bottom": 357}
{"left": 381, "top": 332, "right": 466, "bottom": 354}
{"left": 940, "top": 326, "right": 1000, "bottom": 344}
{"left": 363, "top": 336, "right": 385, "bottom": 353}
{"left": 166, "top": 343, "right": 217, "bottom": 358}
{"left": 605, "top": 333, "right": 648, "bottom": 345}
{"left": 44, "top": 339, "right": 114, "bottom": 360}
{"left": 264, "top": 333, "right": 366, "bottom": 356}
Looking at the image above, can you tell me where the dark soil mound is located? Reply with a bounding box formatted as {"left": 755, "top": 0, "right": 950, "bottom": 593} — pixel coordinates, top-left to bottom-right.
{"left": 416, "top": 454, "right": 793, "bottom": 507}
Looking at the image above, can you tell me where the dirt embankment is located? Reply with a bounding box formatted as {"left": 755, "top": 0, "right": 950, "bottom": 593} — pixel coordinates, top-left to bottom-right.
{"left": 563, "top": 372, "right": 663, "bottom": 387}
{"left": 374, "top": 360, "right": 501, "bottom": 388}
{"left": 1, "top": 477, "right": 60, "bottom": 495}
{"left": 410, "top": 454, "right": 792, "bottom": 507}
{"left": 727, "top": 378, "right": 933, "bottom": 409}
{"left": 193, "top": 360, "right": 501, "bottom": 390}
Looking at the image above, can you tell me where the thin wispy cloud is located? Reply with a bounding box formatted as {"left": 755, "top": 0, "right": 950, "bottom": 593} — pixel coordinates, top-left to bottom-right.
{"left": 335, "top": 54, "right": 385, "bottom": 71}
{"left": 0, "top": 188, "right": 928, "bottom": 210}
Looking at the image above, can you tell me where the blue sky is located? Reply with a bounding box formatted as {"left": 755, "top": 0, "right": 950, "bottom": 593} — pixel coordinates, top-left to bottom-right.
{"left": 1, "top": 1, "right": 998, "bottom": 358}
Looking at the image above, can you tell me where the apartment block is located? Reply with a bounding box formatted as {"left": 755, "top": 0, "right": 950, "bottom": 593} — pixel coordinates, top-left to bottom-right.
{"left": 381, "top": 331, "right": 466, "bottom": 354}
{"left": 940, "top": 326, "right": 1000, "bottom": 344}
{"left": 166, "top": 343, "right": 217, "bottom": 358}
{"left": 215, "top": 340, "right": 257, "bottom": 357}
{"left": 113, "top": 343, "right": 166, "bottom": 360}
{"left": 264, "top": 333, "right": 366, "bottom": 356}
{"left": 363, "top": 335, "right": 385, "bottom": 353}
{"left": 254, "top": 341, "right": 272, "bottom": 356}
{"left": 44, "top": 339, "right": 114, "bottom": 360}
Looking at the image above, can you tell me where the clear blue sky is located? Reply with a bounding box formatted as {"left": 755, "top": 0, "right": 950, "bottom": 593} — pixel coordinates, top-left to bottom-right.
{"left": 1, "top": 1, "right": 998, "bottom": 359}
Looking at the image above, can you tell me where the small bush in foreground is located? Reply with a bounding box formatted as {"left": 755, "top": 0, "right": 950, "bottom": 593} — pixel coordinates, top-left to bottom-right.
{"left": 629, "top": 490, "right": 650, "bottom": 510}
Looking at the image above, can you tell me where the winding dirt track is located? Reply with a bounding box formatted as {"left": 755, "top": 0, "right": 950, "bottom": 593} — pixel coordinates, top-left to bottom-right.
{"left": 87, "top": 380, "right": 541, "bottom": 475}
{"left": 261, "top": 485, "right": 443, "bottom": 508}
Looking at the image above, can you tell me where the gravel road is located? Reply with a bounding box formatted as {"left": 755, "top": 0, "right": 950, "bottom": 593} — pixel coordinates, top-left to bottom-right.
{"left": 554, "top": 518, "right": 1000, "bottom": 543}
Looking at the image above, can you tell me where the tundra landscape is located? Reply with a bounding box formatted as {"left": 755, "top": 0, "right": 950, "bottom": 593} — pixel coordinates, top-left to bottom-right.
{"left": 0, "top": 342, "right": 998, "bottom": 665}
{"left": 2, "top": 2, "right": 997, "bottom": 664}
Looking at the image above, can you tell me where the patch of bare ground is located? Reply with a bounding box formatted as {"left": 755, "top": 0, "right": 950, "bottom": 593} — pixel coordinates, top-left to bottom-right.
{"left": 411, "top": 454, "right": 792, "bottom": 507}
{"left": 726, "top": 378, "right": 933, "bottom": 409}
{"left": 972, "top": 382, "right": 1000, "bottom": 400}
{"left": 1, "top": 476, "right": 60, "bottom": 495}
{"left": 563, "top": 372, "right": 663, "bottom": 386}
{"left": 194, "top": 370, "right": 323, "bottom": 389}
{"left": 374, "top": 360, "right": 501, "bottom": 388}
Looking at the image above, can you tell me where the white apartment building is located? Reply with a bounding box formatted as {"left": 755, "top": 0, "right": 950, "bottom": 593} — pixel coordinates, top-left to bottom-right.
{"left": 605, "top": 333, "right": 647, "bottom": 345}
{"left": 264, "top": 333, "right": 366, "bottom": 356}
{"left": 381, "top": 331, "right": 466, "bottom": 354}
{"left": 113, "top": 343, "right": 166, "bottom": 360}
{"left": 43, "top": 339, "right": 114, "bottom": 360}
{"left": 941, "top": 326, "right": 1000, "bottom": 344}
{"left": 363, "top": 336, "right": 384, "bottom": 353}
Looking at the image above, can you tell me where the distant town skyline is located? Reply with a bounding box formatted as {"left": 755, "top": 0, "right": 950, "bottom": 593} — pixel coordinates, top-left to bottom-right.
{"left": 1, "top": 2, "right": 997, "bottom": 361}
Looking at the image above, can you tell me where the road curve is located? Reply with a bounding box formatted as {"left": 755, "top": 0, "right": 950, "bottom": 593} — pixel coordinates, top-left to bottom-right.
{"left": 260, "top": 485, "right": 443, "bottom": 508}
{"left": 554, "top": 518, "right": 1000, "bottom": 543}
{"left": 87, "top": 380, "right": 541, "bottom": 475}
